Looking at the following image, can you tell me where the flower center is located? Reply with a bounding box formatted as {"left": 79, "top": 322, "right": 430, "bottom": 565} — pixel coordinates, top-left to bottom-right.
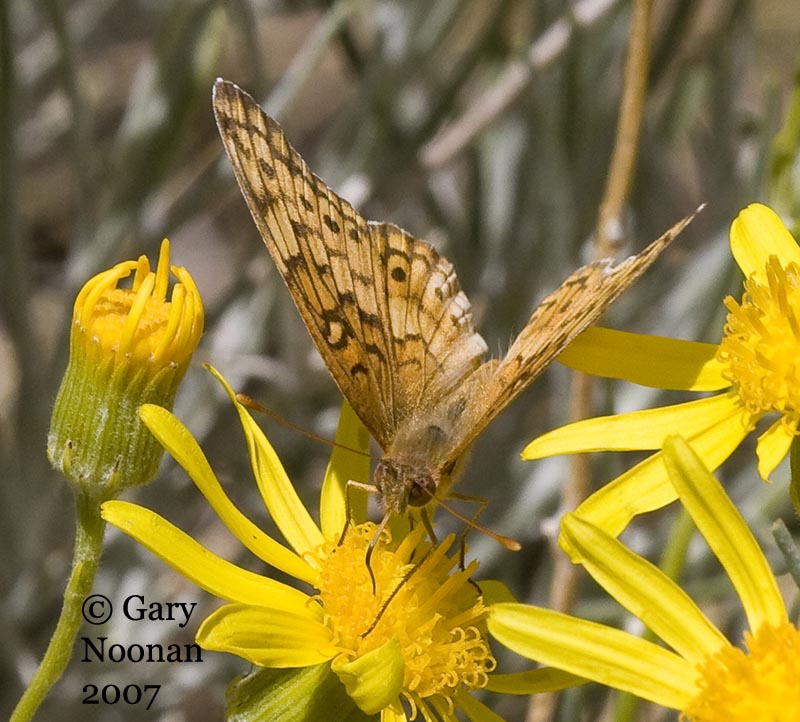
{"left": 89, "top": 287, "right": 171, "bottom": 362}
{"left": 683, "top": 622, "right": 800, "bottom": 722}
{"left": 72, "top": 241, "right": 203, "bottom": 370}
{"left": 681, "top": 622, "right": 800, "bottom": 722}
{"left": 313, "top": 523, "right": 495, "bottom": 717}
{"left": 716, "top": 257, "right": 800, "bottom": 431}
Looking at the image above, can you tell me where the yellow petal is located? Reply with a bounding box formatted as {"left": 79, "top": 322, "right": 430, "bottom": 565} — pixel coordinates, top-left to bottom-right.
{"left": 756, "top": 418, "right": 793, "bottom": 481}
{"left": 331, "top": 638, "right": 404, "bottom": 715}
{"left": 558, "top": 327, "right": 727, "bottom": 391}
{"left": 101, "top": 500, "right": 314, "bottom": 610}
{"left": 483, "top": 668, "right": 585, "bottom": 694}
{"left": 730, "top": 203, "right": 800, "bottom": 283}
{"left": 454, "top": 690, "right": 508, "bottom": 722}
{"left": 561, "top": 514, "right": 727, "bottom": 664}
{"left": 524, "top": 391, "right": 741, "bottom": 459}
{"left": 139, "top": 404, "right": 317, "bottom": 584}
{"left": 662, "top": 436, "right": 788, "bottom": 631}
{"left": 207, "top": 366, "right": 325, "bottom": 556}
{"left": 488, "top": 604, "right": 697, "bottom": 709}
{"left": 559, "top": 397, "right": 750, "bottom": 557}
{"left": 320, "top": 401, "right": 371, "bottom": 539}
{"left": 196, "top": 603, "right": 336, "bottom": 667}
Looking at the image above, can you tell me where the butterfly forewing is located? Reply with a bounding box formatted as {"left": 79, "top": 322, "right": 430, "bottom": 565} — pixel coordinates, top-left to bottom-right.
{"left": 214, "top": 78, "right": 696, "bottom": 517}
{"left": 213, "top": 79, "right": 489, "bottom": 451}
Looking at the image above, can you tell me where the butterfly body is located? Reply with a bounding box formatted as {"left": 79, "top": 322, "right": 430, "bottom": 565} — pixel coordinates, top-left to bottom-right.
{"left": 213, "top": 79, "right": 697, "bottom": 522}
{"left": 377, "top": 404, "right": 476, "bottom": 514}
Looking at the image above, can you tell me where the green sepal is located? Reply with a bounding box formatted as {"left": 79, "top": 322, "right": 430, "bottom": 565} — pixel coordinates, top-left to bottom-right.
{"left": 226, "top": 663, "right": 378, "bottom": 722}
{"left": 47, "top": 341, "right": 186, "bottom": 501}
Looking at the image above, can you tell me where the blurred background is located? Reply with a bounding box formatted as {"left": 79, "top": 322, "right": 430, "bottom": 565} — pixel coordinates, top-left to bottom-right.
{"left": 3, "top": 1, "right": 800, "bottom": 720}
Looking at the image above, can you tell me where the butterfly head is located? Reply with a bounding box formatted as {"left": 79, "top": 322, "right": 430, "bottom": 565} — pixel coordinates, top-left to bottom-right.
{"left": 374, "top": 459, "right": 438, "bottom": 515}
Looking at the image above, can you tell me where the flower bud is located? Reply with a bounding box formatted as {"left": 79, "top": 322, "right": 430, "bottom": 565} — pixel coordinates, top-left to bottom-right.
{"left": 48, "top": 240, "right": 203, "bottom": 500}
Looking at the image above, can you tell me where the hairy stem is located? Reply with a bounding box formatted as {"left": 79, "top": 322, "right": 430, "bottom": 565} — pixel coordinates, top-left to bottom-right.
{"left": 11, "top": 494, "right": 106, "bottom": 722}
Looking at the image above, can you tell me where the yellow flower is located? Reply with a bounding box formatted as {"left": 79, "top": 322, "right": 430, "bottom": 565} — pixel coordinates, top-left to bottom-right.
{"left": 101, "top": 368, "right": 577, "bottom": 721}
{"left": 524, "top": 203, "right": 800, "bottom": 540}
{"left": 489, "top": 436, "right": 799, "bottom": 721}
{"left": 48, "top": 239, "right": 203, "bottom": 498}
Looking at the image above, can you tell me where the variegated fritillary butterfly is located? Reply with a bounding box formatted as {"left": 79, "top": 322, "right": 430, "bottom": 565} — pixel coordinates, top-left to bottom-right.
{"left": 213, "top": 79, "right": 696, "bottom": 525}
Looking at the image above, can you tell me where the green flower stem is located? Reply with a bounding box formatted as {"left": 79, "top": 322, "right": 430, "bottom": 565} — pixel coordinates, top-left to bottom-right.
{"left": 11, "top": 492, "right": 106, "bottom": 722}
{"left": 771, "top": 518, "right": 800, "bottom": 591}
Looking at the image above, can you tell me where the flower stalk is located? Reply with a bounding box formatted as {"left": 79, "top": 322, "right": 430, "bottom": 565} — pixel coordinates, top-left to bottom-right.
{"left": 12, "top": 240, "right": 202, "bottom": 722}
{"left": 10, "top": 493, "right": 104, "bottom": 722}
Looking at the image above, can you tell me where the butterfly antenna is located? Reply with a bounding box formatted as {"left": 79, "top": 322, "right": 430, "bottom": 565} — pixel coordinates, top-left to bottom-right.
{"left": 426, "top": 492, "right": 521, "bottom": 552}
{"left": 237, "top": 393, "right": 371, "bottom": 458}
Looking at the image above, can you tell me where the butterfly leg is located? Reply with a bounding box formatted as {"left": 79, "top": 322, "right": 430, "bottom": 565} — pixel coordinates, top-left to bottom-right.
{"left": 338, "top": 479, "right": 379, "bottom": 546}
{"left": 365, "top": 512, "right": 393, "bottom": 595}
{"left": 419, "top": 507, "right": 438, "bottom": 546}
{"left": 441, "top": 492, "right": 490, "bottom": 596}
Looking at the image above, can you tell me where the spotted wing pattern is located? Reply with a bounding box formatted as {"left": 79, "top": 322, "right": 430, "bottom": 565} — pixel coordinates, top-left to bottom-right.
{"left": 213, "top": 79, "right": 488, "bottom": 449}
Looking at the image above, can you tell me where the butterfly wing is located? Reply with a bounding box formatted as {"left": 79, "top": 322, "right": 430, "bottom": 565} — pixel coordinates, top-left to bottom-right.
{"left": 366, "top": 221, "right": 490, "bottom": 410}
{"left": 431, "top": 211, "right": 699, "bottom": 465}
{"left": 213, "top": 79, "right": 488, "bottom": 448}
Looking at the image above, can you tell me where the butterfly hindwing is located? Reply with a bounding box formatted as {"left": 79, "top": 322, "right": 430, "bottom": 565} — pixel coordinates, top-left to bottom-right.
{"left": 371, "top": 222, "right": 488, "bottom": 408}
{"left": 443, "top": 212, "right": 699, "bottom": 461}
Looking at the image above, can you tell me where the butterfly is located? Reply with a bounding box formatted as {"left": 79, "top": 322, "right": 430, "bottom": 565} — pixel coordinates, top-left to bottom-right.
{"left": 213, "top": 78, "right": 696, "bottom": 529}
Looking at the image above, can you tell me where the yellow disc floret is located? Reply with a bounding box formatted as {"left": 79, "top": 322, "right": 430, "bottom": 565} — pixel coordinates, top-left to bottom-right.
{"left": 683, "top": 622, "right": 800, "bottom": 722}
{"left": 717, "top": 256, "right": 800, "bottom": 432}
{"left": 73, "top": 241, "right": 202, "bottom": 370}
{"left": 312, "top": 523, "right": 496, "bottom": 719}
